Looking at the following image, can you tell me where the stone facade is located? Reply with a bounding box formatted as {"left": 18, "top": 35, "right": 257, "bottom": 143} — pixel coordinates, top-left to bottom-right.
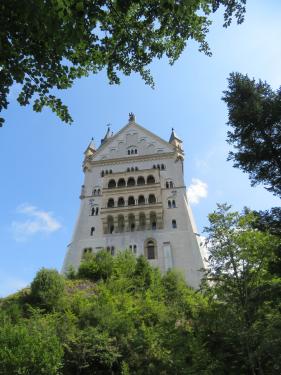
{"left": 62, "top": 115, "right": 205, "bottom": 288}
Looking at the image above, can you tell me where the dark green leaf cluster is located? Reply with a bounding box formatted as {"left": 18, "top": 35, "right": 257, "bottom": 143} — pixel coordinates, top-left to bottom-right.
{"left": 0, "top": 0, "right": 246, "bottom": 126}
{"left": 222, "top": 72, "right": 281, "bottom": 196}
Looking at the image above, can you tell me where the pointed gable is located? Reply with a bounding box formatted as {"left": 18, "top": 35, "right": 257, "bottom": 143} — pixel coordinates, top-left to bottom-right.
{"left": 92, "top": 120, "right": 175, "bottom": 161}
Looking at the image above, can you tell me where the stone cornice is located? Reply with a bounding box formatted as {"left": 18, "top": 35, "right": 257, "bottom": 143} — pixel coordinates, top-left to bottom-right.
{"left": 85, "top": 151, "right": 179, "bottom": 167}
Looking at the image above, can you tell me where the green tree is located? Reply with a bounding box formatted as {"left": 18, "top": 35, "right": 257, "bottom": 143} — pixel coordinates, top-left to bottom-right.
{"left": 0, "top": 0, "right": 246, "bottom": 126}
{"left": 78, "top": 250, "right": 113, "bottom": 281}
{"left": 30, "top": 268, "right": 65, "bottom": 310}
{"left": 222, "top": 72, "right": 281, "bottom": 197}
{"left": 0, "top": 315, "right": 63, "bottom": 375}
{"left": 201, "top": 204, "right": 281, "bottom": 374}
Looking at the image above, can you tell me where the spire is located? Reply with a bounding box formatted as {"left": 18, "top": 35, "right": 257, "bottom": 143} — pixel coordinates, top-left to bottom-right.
{"left": 100, "top": 124, "right": 112, "bottom": 145}
{"left": 84, "top": 137, "right": 96, "bottom": 156}
{"left": 169, "top": 128, "right": 183, "bottom": 148}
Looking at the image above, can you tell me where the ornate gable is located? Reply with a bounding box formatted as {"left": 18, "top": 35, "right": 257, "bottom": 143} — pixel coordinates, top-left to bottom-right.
{"left": 92, "top": 121, "right": 175, "bottom": 162}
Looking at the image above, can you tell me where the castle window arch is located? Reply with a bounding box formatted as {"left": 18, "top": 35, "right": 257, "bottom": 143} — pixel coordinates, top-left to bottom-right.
{"left": 95, "top": 207, "right": 99, "bottom": 215}
{"left": 97, "top": 189, "right": 101, "bottom": 195}
{"left": 150, "top": 212, "right": 157, "bottom": 230}
{"left": 172, "top": 219, "right": 177, "bottom": 229}
{"left": 147, "top": 175, "right": 155, "bottom": 184}
{"left": 101, "top": 171, "right": 104, "bottom": 177}
{"left": 105, "top": 170, "right": 109, "bottom": 175}
{"left": 139, "top": 212, "right": 146, "bottom": 229}
{"left": 107, "top": 198, "right": 114, "bottom": 208}
{"left": 137, "top": 176, "right": 145, "bottom": 185}
{"left": 108, "top": 179, "right": 116, "bottom": 188}
{"left": 128, "top": 150, "right": 131, "bottom": 155}
{"left": 138, "top": 195, "right": 145, "bottom": 205}
{"left": 131, "top": 167, "right": 134, "bottom": 172}
{"left": 90, "top": 227, "right": 95, "bottom": 236}
{"left": 172, "top": 200, "right": 176, "bottom": 208}
{"left": 127, "top": 177, "right": 136, "bottom": 187}
{"left": 168, "top": 200, "right": 171, "bottom": 208}
{"left": 161, "top": 164, "right": 165, "bottom": 170}
{"left": 118, "top": 215, "right": 125, "bottom": 232}
{"left": 117, "top": 197, "right": 125, "bottom": 207}
{"left": 128, "top": 214, "right": 135, "bottom": 232}
{"left": 127, "top": 167, "right": 130, "bottom": 172}
{"left": 148, "top": 194, "right": 156, "bottom": 204}
{"left": 153, "top": 165, "right": 156, "bottom": 169}
{"left": 91, "top": 207, "right": 96, "bottom": 216}
{"left": 118, "top": 178, "right": 126, "bottom": 187}
{"left": 107, "top": 216, "right": 114, "bottom": 233}
{"left": 144, "top": 239, "right": 157, "bottom": 260}
{"left": 128, "top": 196, "right": 135, "bottom": 206}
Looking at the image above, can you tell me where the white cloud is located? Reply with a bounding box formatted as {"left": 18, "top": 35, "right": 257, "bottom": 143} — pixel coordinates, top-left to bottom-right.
{"left": 12, "top": 203, "right": 62, "bottom": 241}
{"left": 187, "top": 178, "right": 208, "bottom": 204}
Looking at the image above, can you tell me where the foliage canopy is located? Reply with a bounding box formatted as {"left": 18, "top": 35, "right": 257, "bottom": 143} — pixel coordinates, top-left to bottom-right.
{"left": 0, "top": 0, "right": 246, "bottom": 126}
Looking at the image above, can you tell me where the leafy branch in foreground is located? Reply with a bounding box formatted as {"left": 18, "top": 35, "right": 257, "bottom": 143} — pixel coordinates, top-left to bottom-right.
{"left": 0, "top": 0, "right": 246, "bottom": 126}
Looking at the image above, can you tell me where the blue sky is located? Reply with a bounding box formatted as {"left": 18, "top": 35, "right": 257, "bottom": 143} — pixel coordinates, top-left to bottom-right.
{"left": 0, "top": 0, "right": 280, "bottom": 297}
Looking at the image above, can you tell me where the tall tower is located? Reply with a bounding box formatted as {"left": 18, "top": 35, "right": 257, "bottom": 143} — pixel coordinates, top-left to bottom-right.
{"left": 62, "top": 115, "right": 205, "bottom": 288}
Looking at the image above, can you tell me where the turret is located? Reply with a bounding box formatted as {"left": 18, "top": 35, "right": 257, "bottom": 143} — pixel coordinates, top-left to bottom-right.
{"left": 169, "top": 128, "right": 183, "bottom": 149}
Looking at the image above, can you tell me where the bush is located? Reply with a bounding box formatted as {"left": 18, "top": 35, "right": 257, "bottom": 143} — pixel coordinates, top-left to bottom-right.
{"left": 30, "top": 268, "right": 65, "bottom": 310}
{"left": 78, "top": 250, "right": 113, "bottom": 282}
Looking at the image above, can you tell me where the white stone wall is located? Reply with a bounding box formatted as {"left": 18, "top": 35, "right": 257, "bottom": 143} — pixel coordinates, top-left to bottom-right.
{"left": 62, "top": 121, "right": 205, "bottom": 289}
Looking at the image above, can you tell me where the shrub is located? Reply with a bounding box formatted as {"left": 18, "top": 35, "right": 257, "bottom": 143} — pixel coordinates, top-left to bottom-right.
{"left": 78, "top": 250, "right": 113, "bottom": 281}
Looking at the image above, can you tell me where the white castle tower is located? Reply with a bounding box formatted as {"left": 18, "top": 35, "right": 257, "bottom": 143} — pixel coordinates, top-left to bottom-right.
{"left": 62, "top": 114, "right": 205, "bottom": 288}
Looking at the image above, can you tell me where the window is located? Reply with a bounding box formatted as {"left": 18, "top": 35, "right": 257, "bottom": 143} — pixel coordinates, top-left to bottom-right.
{"left": 105, "top": 170, "right": 108, "bottom": 175}
{"left": 131, "top": 167, "right": 134, "bottom": 171}
{"left": 107, "top": 216, "right": 114, "bottom": 234}
{"left": 90, "top": 227, "right": 95, "bottom": 236}
{"left": 138, "top": 195, "right": 145, "bottom": 205}
{"left": 137, "top": 176, "right": 145, "bottom": 185}
{"left": 135, "top": 167, "right": 139, "bottom": 171}
{"left": 96, "top": 207, "right": 99, "bottom": 215}
{"left": 144, "top": 239, "right": 157, "bottom": 260}
{"left": 166, "top": 181, "right": 169, "bottom": 188}
{"left": 109, "top": 170, "right": 112, "bottom": 174}
{"left": 118, "top": 197, "right": 125, "bottom": 207}
{"left": 135, "top": 149, "right": 137, "bottom": 154}
{"left": 97, "top": 189, "right": 101, "bottom": 195}
{"left": 128, "top": 214, "right": 135, "bottom": 232}
{"left": 147, "top": 175, "right": 155, "bottom": 184}
{"left": 91, "top": 207, "right": 95, "bottom": 216}
{"left": 127, "top": 167, "right": 130, "bottom": 172}
{"left": 170, "top": 181, "right": 174, "bottom": 188}
{"left": 128, "top": 150, "right": 130, "bottom": 155}
{"left": 168, "top": 200, "right": 171, "bottom": 208}
{"left": 107, "top": 198, "right": 114, "bottom": 208}
{"left": 107, "top": 246, "right": 114, "bottom": 255}
{"left": 101, "top": 171, "right": 104, "bottom": 177}
{"left": 150, "top": 212, "right": 157, "bottom": 230}
{"left": 172, "top": 220, "right": 177, "bottom": 229}
{"left": 148, "top": 194, "right": 156, "bottom": 204}
{"left": 118, "top": 178, "right": 126, "bottom": 187}
{"left": 118, "top": 215, "right": 125, "bottom": 232}
{"left": 172, "top": 200, "right": 176, "bottom": 208}
{"left": 157, "top": 164, "right": 160, "bottom": 169}
{"left": 153, "top": 165, "right": 156, "bottom": 169}
{"left": 93, "top": 189, "right": 96, "bottom": 195}
{"left": 127, "top": 177, "right": 135, "bottom": 186}
{"left": 161, "top": 164, "right": 165, "bottom": 170}
{"left": 108, "top": 179, "right": 116, "bottom": 188}
{"left": 128, "top": 196, "right": 135, "bottom": 206}
{"left": 129, "top": 244, "right": 137, "bottom": 254}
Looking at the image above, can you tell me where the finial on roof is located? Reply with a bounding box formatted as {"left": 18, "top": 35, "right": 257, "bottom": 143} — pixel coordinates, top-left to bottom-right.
{"left": 129, "top": 112, "right": 135, "bottom": 122}
{"left": 169, "top": 127, "right": 182, "bottom": 144}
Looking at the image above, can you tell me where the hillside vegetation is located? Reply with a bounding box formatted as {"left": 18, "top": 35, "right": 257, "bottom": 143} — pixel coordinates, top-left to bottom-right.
{"left": 0, "top": 206, "right": 280, "bottom": 375}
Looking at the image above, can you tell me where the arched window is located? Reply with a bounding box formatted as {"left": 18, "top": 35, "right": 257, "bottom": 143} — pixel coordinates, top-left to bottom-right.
{"left": 135, "top": 167, "right": 139, "bottom": 171}
{"left": 127, "top": 167, "right": 130, "bottom": 172}
{"left": 166, "top": 181, "right": 169, "bottom": 188}
{"left": 117, "top": 197, "right": 125, "bottom": 207}
{"left": 118, "top": 178, "right": 126, "bottom": 187}
{"left": 93, "top": 189, "right": 96, "bottom": 196}
{"left": 161, "top": 164, "right": 165, "bottom": 170}
{"left": 108, "top": 179, "right": 116, "bottom": 188}
{"left": 109, "top": 170, "right": 112, "bottom": 174}
{"left": 105, "top": 170, "right": 108, "bottom": 175}
{"left": 168, "top": 200, "right": 171, "bottom": 208}
{"left": 131, "top": 167, "right": 134, "bottom": 171}
{"left": 170, "top": 181, "right": 174, "bottom": 188}
{"left": 172, "top": 220, "right": 177, "bottom": 229}
{"left": 111, "top": 246, "right": 115, "bottom": 256}
{"left": 157, "top": 164, "right": 160, "bottom": 169}
{"left": 150, "top": 212, "right": 157, "bottom": 230}
{"left": 135, "top": 149, "right": 137, "bottom": 154}
{"left": 172, "top": 200, "right": 176, "bottom": 208}
{"left": 97, "top": 189, "right": 101, "bottom": 195}
{"left": 138, "top": 195, "right": 145, "bottom": 205}
{"left": 107, "top": 216, "right": 114, "bottom": 233}
{"left": 153, "top": 165, "right": 156, "bottom": 169}
{"left": 147, "top": 175, "right": 155, "bottom": 184}
{"left": 137, "top": 176, "right": 145, "bottom": 185}
{"left": 139, "top": 213, "right": 146, "bottom": 229}
{"left": 101, "top": 171, "right": 104, "bottom": 177}
{"left": 144, "top": 239, "right": 157, "bottom": 260}
{"left": 128, "top": 150, "right": 130, "bottom": 155}
{"left": 118, "top": 215, "right": 125, "bottom": 232}
{"left": 107, "top": 198, "right": 114, "bottom": 208}
{"left": 127, "top": 177, "right": 136, "bottom": 187}
{"left": 128, "top": 196, "right": 135, "bottom": 206}
{"left": 128, "top": 214, "right": 135, "bottom": 232}
{"left": 91, "top": 207, "right": 95, "bottom": 216}
{"left": 95, "top": 207, "right": 99, "bottom": 215}
{"left": 90, "top": 227, "right": 95, "bottom": 236}
{"left": 148, "top": 194, "right": 156, "bottom": 204}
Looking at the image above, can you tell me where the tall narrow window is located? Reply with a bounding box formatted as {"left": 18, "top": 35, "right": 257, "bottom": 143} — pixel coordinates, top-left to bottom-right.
{"left": 172, "top": 200, "right": 176, "bottom": 208}
{"left": 91, "top": 207, "right": 95, "bottom": 216}
{"left": 95, "top": 207, "right": 99, "bottom": 215}
{"left": 145, "top": 239, "right": 157, "bottom": 260}
{"left": 172, "top": 220, "right": 177, "bottom": 229}
{"left": 168, "top": 200, "right": 171, "bottom": 208}
{"left": 90, "top": 227, "right": 95, "bottom": 236}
